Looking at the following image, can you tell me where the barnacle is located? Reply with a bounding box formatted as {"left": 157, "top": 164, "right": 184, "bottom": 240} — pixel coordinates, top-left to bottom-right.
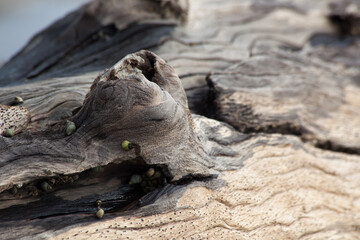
{"left": 14, "top": 96, "right": 24, "bottom": 105}
{"left": 44, "top": 169, "right": 53, "bottom": 175}
{"left": 140, "top": 169, "right": 164, "bottom": 193}
{"left": 152, "top": 171, "right": 162, "bottom": 179}
{"left": 129, "top": 174, "right": 142, "bottom": 184}
{"left": 48, "top": 178, "right": 56, "bottom": 185}
{"left": 56, "top": 175, "right": 71, "bottom": 184}
{"left": 145, "top": 168, "right": 155, "bottom": 178}
{"left": 96, "top": 208, "right": 104, "bottom": 219}
{"left": 69, "top": 177, "right": 75, "bottom": 183}
{"left": 3, "top": 128, "right": 14, "bottom": 137}
{"left": 26, "top": 185, "right": 38, "bottom": 197}
{"left": 66, "top": 121, "right": 76, "bottom": 136}
{"left": 121, "top": 140, "right": 133, "bottom": 151}
{"left": 41, "top": 181, "right": 52, "bottom": 192}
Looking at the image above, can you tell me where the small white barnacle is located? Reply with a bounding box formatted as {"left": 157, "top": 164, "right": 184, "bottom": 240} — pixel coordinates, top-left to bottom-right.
{"left": 66, "top": 121, "right": 76, "bottom": 136}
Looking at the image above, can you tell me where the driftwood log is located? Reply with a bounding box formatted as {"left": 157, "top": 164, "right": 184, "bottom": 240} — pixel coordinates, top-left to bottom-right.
{"left": 1, "top": 0, "right": 360, "bottom": 239}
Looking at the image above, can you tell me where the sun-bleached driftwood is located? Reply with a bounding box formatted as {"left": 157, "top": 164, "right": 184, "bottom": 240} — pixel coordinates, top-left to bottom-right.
{"left": 208, "top": 50, "right": 360, "bottom": 152}
{"left": 0, "top": 50, "right": 220, "bottom": 193}
{"left": 1, "top": 0, "right": 360, "bottom": 239}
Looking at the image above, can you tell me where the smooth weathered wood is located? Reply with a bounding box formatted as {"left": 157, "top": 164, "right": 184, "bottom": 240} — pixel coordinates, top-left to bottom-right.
{"left": 1, "top": 0, "right": 360, "bottom": 239}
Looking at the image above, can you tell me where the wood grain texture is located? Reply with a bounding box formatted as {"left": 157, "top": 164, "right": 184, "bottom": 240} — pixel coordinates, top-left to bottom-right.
{"left": 1, "top": 0, "right": 360, "bottom": 239}
{"left": 208, "top": 51, "right": 360, "bottom": 152}
{"left": 51, "top": 137, "right": 360, "bottom": 240}
{"left": 0, "top": 51, "right": 224, "bottom": 193}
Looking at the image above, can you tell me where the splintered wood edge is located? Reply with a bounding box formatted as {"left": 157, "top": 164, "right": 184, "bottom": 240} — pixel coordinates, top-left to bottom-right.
{"left": 50, "top": 137, "right": 360, "bottom": 240}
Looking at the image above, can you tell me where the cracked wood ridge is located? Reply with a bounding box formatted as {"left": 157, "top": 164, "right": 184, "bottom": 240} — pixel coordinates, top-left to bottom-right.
{"left": 1, "top": 0, "right": 360, "bottom": 239}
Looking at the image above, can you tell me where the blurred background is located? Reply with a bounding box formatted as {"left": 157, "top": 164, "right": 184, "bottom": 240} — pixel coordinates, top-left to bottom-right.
{"left": 0, "top": 0, "right": 89, "bottom": 66}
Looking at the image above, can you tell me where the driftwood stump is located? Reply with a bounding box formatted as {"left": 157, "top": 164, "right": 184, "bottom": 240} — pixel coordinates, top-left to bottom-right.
{"left": 1, "top": 0, "right": 360, "bottom": 239}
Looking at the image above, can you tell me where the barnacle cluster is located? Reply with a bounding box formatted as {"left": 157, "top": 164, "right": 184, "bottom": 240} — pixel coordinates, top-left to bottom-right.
{"left": 9, "top": 174, "right": 80, "bottom": 197}
{"left": 25, "top": 184, "right": 39, "bottom": 197}
{"left": 129, "top": 167, "right": 164, "bottom": 193}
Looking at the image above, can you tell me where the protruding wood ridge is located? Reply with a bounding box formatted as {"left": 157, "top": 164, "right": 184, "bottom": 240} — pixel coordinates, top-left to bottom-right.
{"left": 0, "top": 50, "right": 223, "bottom": 192}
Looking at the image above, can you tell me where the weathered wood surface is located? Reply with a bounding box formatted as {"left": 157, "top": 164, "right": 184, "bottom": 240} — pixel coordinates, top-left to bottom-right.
{"left": 52, "top": 140, "right": 360, "bottom": 240}
{"left": 208, "top": 51, "right": 360, "bottom": 152}
{"left": 0, "top": 50, "right": 224, "bottom": 193}
{"left": 1, "top": 0, "right": 360, "bottom": 239}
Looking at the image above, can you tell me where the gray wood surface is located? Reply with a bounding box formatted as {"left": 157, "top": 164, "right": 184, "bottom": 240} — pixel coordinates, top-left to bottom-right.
{"left": 1, "top": 0, "right": 360, "bottom": 239}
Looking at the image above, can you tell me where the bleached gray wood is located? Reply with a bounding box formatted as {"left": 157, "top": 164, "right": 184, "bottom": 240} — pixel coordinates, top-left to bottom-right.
{"left": 1, "top": 0, "right": 360, "bottom": 239}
